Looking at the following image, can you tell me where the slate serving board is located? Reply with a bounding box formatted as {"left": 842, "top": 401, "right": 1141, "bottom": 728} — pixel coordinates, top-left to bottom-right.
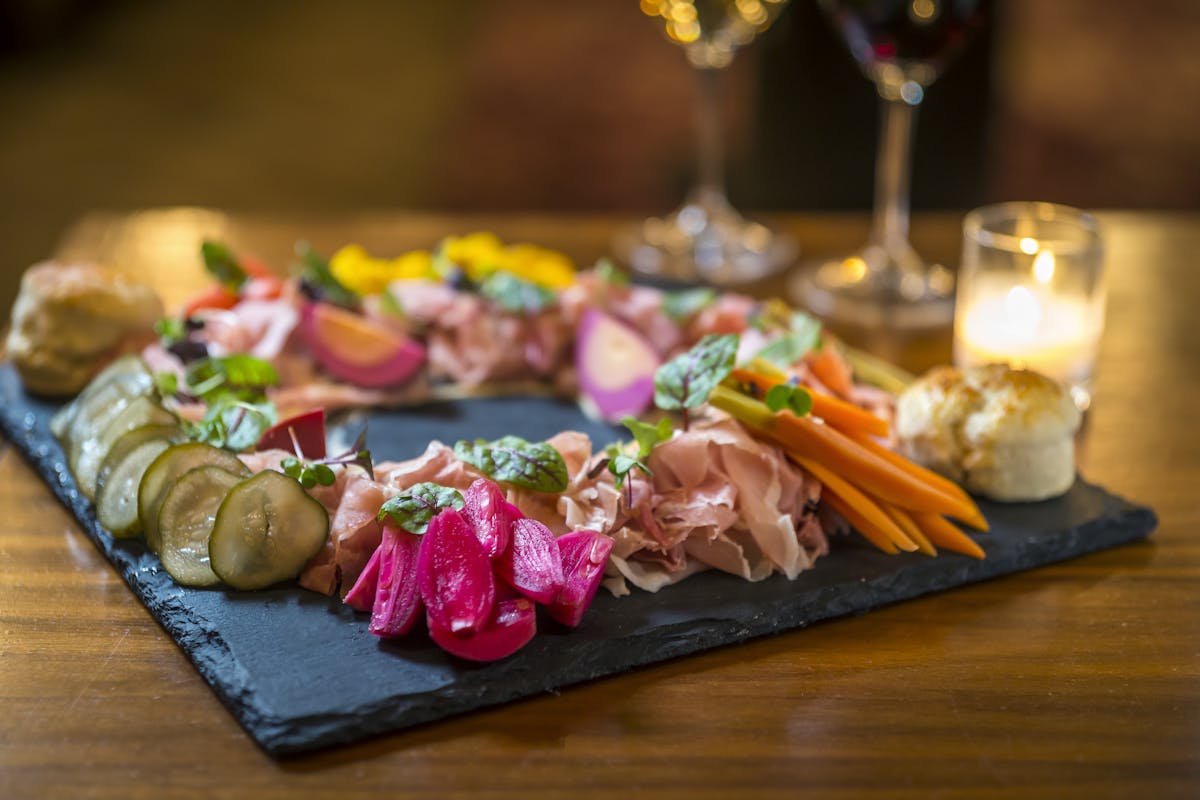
{"left": 0, "top": 365, "right": 1157, "bottom": 756}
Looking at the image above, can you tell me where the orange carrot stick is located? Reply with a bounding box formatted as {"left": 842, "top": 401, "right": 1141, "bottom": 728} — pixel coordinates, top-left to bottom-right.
{"left": 880, "top": 503, "right": 937, "bottom": 557}
{"left": 729, "top": 367, "right": 890, "bottom": 438}
{"left": 820, "top": 491, "right": 900, "bottom": 555}
{"left": 792, "top": 456, "right": 918, "bottom": 553}
{"left": 912, "top": 512, "right": 986, "bottom": 560}
{"left": 808, "top": 341, "right": 855, "bottom": 398}
{"left": 844, "top": 429, "right": 989, "bottom": 532}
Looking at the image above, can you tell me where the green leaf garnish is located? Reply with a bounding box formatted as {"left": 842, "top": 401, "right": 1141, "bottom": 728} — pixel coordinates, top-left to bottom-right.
{"left": 621, "top": 415, "right": 673, "bottom": 456}
{"left": 653, "top": 333, "right": 739, "bottom": 430}
{"left": 594, "top": 258, "right": 629, "bottom": 288}
{"left": 754, "top": 311, "right": 822, "bottom": 369}
{"left": 377, "top": 482, "right": 466, "bottom": 534}
{"left": 479, "top": 271, "right": 555, "bottom": 313}
{"left": 453, "top": 435, "right": 569, "bottom": 493}
{"left": 295, "top": 241, "right": 359, "bottom": 308}
{"left": 201, "top": 240, "right": 248, "bottom": 292}
{"left": 153, "top": 371, "right": 179, "bottom": 398}
{"left": 764, "top": 383, "right": 814, "bottom": 417}
{"left": 662, "top": 287, "right": 716, "bottom": 323}
{"left": 608, "top": 452, "right": 650, "bottom": 491}
{"left": 187, "top": 397, "right": 276, "bottom": 453}
{"left": 154, "top": 317, "right": 188, "bottom": 347}
{"left": 278, "top": 427, "right": 374, "bottom": 487}
{"left": 184, "top": 355, "right": 279, "bottom": 403}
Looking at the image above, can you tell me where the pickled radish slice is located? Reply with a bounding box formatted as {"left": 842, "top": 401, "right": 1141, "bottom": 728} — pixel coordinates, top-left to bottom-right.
{"left": 575, "top": 309, "right": 660, "bottom": 421}
{"left": 462, "top": 478, "right": 517, "bottom": 559}
{"left": 547, "top": 529, "right": 614, "bottom": 627}
{"left": 343, "top": 546, "right": 381, "bottom": 612}
{"left": 427, "top": 597, "right": 537, "bottom": 662}
{"left": 368, "top": 525, "right": 423, "bottom": 638}
{"left": 417, "top": 510, "right": 496, "bottom": 636}
{"left": 495, "top": 518, "right": 565, "bottom": 604}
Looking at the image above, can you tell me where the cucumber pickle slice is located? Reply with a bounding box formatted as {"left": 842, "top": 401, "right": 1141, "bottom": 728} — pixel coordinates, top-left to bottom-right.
{"left": 209, "top": 470, "right": 329, "bottom": 591}
{"left": 51, "top": 354, "right": 150, "bottom": 442}
{"left": 157, "top": 466, "right": 246, "bottom": 587}
{"left": 96, "top": 437, "right": 175, "bottom": 538}
{"left": 138, "top": 443, "right": 250, "bottom": 555}
{"left": 72, "top": 395, "right": 177, "bottom": 500}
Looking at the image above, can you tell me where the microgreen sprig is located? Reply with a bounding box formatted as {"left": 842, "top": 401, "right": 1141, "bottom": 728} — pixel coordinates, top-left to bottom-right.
{"left": 281, "top": 427, "right": 374, "bottom": 488}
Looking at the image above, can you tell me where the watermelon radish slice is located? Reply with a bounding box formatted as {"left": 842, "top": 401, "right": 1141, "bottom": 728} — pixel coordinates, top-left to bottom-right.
{"left": 462, "top": 478, "right": 518, "bottom": 559}
{"left": 417, "top": 510, "right": 496, "bottom": 636}
{"left": 369, "top": 525, "right": 423, "bottom": 637}
{"left": 575, "top": 309, "right": 660, "bottom": 422}
{"left": 428, "top": 597, "right": 537, "bottom": 662}
{"left": 300, "top": 301, "right": 425, "bottom": 388}
{"left": 495, "top": 518, "right": 565, "bottom": 604}
{"left": 255, "top": 408, "right": 327, "bottom": 459}
{"left": 547, "top": 529, "right": 614, "bottom": 627}
{"left": 343, "top": 544, "right": 380, "bottom": 612}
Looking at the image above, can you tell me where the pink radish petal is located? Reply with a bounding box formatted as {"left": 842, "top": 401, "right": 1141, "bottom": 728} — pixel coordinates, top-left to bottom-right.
{"left": 369, "top": 525, "right": 423, "bottom": 638}
{"left": 428, "top": 598, "right": 537, "bottom": 662}
{"left": 462, "top": 478, "right": 517, "bottom": 558}
{"left": 343, "top": 545, "right": 381, "bottom": 612}
{"left": 547, "top": 529, "right": 614, "bottom": 628}
{"left": 417, "top": 509, "right": 496, "bottom": 636}
{"left": 496, "top": 518, "right": 565, "bottom": 604}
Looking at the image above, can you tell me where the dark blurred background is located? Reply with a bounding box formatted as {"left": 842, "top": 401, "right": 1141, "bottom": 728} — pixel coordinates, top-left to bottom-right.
{"left": 2, "top": 0, "right": 1198, "bottom": 317}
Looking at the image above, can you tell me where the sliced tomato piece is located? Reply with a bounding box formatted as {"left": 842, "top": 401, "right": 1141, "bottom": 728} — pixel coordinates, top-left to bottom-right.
{"left": 181, "top": 285, "right": 238, "bottom": 317}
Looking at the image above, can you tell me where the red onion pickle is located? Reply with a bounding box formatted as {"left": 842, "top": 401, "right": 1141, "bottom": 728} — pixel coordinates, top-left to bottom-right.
{"left": 427, "top": 597, "right": 537, "bottom": 662}
{"left": 299, "top": 301, "right": 426, "bottom": 388}
{"left": 417, "top": 509, "right": 496, "bottom": 635}
{"left": 462, "top": 478, "right": 518, "bottom": 559}
{"left": 368, "top": 525, "right": 423, "bottom": 638}
{"left": 342, "top": 544, "right": 381, "bottom": 612}
{"left": 547, "top": 529, "right": 614, "bottom": 627}
{"left": 574, "top": 308, "right": 660, "bottom": 422}
{"left": 495, "top": 517, "right": 565, "bottom": 605}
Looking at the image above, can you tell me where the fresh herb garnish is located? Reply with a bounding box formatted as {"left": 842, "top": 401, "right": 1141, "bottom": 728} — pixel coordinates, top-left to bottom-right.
{"left": 764, "top": 383, "right": 813, "bottom": 417}
{"left": 594, "top": 258, "right": 629, "bottom": 288}
{"left": 154, "top": 317, "right": 188, "bottom": 346}
{"left": 662, "top": 287, "right": 716, "bottom": 323}
{"left": 479, "top": 271, "right": 555, "bottom": 313}
{"left": 201, "top": 240, "right": 248, "bottom": 292}
{"left": 754, "top": 311, "right": 822, "bottom": 369}
{"left": 153, "top": 371, "right": 179, "bottom": 398}
{"left": 295, "top": 241, "right": 359, "bottom": 309}
{"left": 190, "top": 396, "right": 276, "bottom": 452}
{"left": 162, "top": 354, "right": 281, "bottom": 452}
{"left": 281, "top": 427, "right": 375, "bottom": 487}
{"left": 184, "top": 355, "right": 279, "bottom": 402}
{"left": 377, "top": 482, "right": 466, "bottom": 534}
{"left": 453, "top": 435, "right": 569, "bottom": 493}
{"left": 653, "top": 333, "right": 739, "bottom": 430}
{"left": 604, "top": 415, "right": 673, "bottom": 502}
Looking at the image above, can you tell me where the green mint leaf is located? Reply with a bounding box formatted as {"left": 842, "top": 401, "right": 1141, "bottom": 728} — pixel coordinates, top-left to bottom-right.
{"left": 764, "top": 383, "right": 814, "bottom": 417}
{"left": 453, "top": 435, "right": 569, "bottom": 493}
{"left": 201, "top": 240, "right": 248, "bottom": 292}
{"left": 295, "top": 241, "right": 359, "bottom": 308}
{"left": 620, "top": 415, "right": 673, "bottom": 458}
{"left": 754, "top": 312, "right": 823, "bottom": 369}
{"left": 479, "top": 271, "right": 555, "bottom": 313}
{"left": 377, "top": 482, "right": 466, "bottom": 534}
{"left": 654, "top": 333, "right": 739, "bottom": 414}
{"left": 662, "top": 287, "right": 716, "bottom": 323}
{"left": 594, "top": 258, "right": 629, "bottom": 287}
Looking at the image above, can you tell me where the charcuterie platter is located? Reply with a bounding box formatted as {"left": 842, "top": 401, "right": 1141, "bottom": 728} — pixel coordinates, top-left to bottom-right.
{"left": 0, "top": 235, "right": 1157, "bottom": 755}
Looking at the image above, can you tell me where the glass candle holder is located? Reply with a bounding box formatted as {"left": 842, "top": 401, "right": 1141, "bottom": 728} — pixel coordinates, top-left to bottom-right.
{"left": 954, "top": 202, "right": 1106, "bottom": 410}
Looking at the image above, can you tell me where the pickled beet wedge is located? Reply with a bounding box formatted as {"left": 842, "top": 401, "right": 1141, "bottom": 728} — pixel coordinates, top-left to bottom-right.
{"left": 428, "top": 597, "right": 537, "bottom": 662}
{"left": 255, "top": 408, "right": 327, "bottom": 458}
{"left": 417, "top": 509, "right": 496, "bottom": 636}
{"left": 495, "top": 518, "right": 565, "bottom": 604}
{"left": 461, "top": 478, "right": 517, "bottom": 558}
{"left": 547, "top": 529, "right": 614, "bottom": 627}
{"left": 342, "top": 545, "right": 381, "bottom": 613}
{"left": 368, "top": 525, "right": 423, "bottom": 638}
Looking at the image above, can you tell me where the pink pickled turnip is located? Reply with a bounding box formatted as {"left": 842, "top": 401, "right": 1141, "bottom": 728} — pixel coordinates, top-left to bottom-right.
{"left": 461, "top": 478, "right": 518, "bottom": 559}
{"left": 300, "top": 301, "right": 425, "bottom": 388}
{"left": 428, "top": 597, "right": 537, "bottom": 662}
{"left": 342, "top": 545, "right": 381, "bottom": 612}
{"left": 495, "top": 518, "right": 565, "bottom": 604}
{"left": 368, "top": 525, "right": 423, "bottom": 638}
{"left": 547, "top": 529, "right": 614, "bottom": 627}
{"left": 575, "top": 308, "right": 660, "bottom": 422}
{"left": 417, "top": 509, "right": 496, "bottom": 636}
{"left": 256, "top": 408, "right": 327, "bottom": 459}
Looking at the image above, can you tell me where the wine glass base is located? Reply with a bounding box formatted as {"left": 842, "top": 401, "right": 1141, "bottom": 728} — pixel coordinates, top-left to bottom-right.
{"left": 615, "top": 200, "right": 797, "bottom": 286}
{"left": 790, "top": 246, "right": 956, "bottom": 330}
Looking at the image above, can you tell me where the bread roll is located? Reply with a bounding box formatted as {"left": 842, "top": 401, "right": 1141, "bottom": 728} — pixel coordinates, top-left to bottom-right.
{"left": 895, "top": 364, "right": 1081, "bottom": 502}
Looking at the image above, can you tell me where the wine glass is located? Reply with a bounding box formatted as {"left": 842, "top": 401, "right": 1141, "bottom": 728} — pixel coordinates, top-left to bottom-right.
{"left": 792, "top": 0, "right": 988, "bottom": 328}
{"left": 617, "top": 0, "right": 796, "bottom": 285}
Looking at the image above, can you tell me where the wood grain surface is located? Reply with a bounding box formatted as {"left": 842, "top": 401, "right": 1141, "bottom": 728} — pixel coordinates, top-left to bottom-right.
{"left": 2, "top": 212, "right": 1197, "bottom": 799}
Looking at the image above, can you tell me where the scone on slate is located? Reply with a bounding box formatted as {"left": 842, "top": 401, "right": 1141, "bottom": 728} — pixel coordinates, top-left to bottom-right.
{"left": 5, "top": 261, "right": 163, "bottom": 396}
{"left": 895, "top": 364, "right": 1082, "bottom": 502}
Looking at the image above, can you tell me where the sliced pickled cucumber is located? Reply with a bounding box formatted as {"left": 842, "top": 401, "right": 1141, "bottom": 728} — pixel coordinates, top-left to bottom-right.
{"left": 209, "top": 470, "right": 329, "bottom": 591}
{"left": 72, "top": 396, "right": 178, "bottom": 500}
{"left": 95, "top": 423, "right": 184, "bottom": 496}
{"left": 157, "top": 466, "right": 245, "bottom": 587}
{"left": 96, "top": 438, "right": 176, "bottom": 538}
{"left": 138, "top": 442, "right": 250, "bottom": 555}
{"left": 51, "top": 355, "right": 150, "bottom": 442}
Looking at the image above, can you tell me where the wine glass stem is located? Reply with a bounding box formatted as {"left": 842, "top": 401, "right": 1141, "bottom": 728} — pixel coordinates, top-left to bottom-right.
{"left": 693, "top": 66, "right": 725, "bottom": 206}
{"left": 870, "top": 95, "right": 919, "bottom": 255}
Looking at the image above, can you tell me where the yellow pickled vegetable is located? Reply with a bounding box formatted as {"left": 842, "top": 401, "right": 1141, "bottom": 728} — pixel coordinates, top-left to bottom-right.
{"left": 329, "top": 245, "right": 435, "bottom": 296}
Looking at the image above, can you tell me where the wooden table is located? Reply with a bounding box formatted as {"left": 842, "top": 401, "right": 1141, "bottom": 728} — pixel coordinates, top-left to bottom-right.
{"left": 2, "top": 211, "right": 1197, "bottom": 799}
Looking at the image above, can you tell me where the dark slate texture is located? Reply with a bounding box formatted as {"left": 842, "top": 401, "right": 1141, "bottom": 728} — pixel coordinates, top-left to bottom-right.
{"left": 0, "top": 365, "right": 1157, "bottom": 756}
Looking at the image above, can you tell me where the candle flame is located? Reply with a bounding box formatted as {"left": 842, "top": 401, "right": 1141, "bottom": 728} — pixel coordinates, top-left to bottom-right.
{"left": 1019, "top": 237, "right": 1039, "bottom": 255}
{"left": 1003, "top": 286, "right": 1042, "bottom": 340}
{"left": 1033, "top": 250, "right": 1055, "bottom": 285}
